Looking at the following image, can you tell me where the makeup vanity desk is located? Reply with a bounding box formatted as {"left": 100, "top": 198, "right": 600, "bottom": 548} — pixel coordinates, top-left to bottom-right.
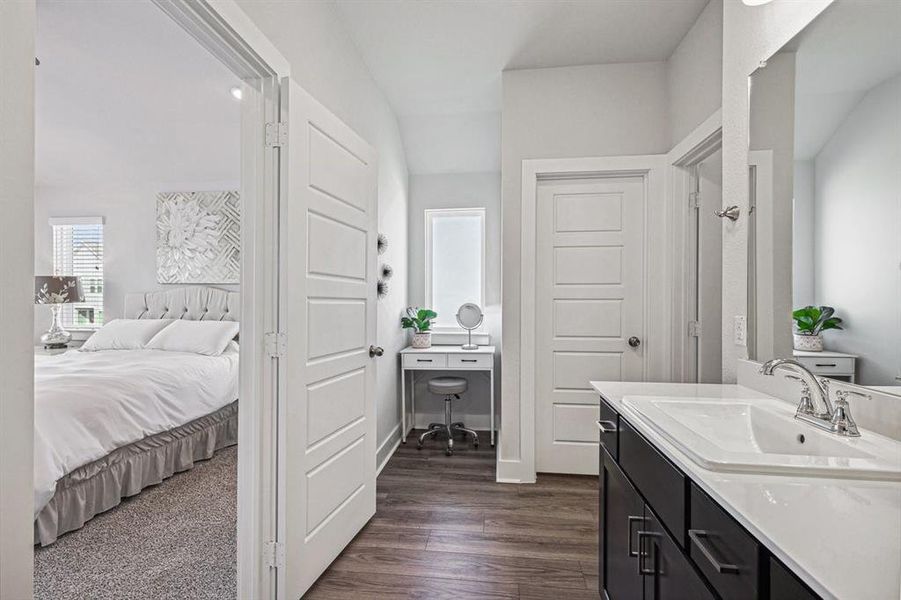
{"left": 399, "top": 345, "right": 496, "bottom": 446}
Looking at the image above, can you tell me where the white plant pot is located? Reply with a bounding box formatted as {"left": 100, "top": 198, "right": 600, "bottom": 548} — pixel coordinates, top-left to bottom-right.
{"left": 793, "top": 333, "right": 823, "bottom": 352}
{"left": 411, "top": 332, "right": 432, "bottom": 349}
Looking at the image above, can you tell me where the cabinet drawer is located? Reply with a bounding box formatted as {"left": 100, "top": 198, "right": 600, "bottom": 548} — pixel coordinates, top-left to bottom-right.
{"left": 618, "top": 418, "right": 686, "bottom": 547}
{"left": 689, "top": 483, "right": 760, "bottom": 600}
{"left": 447, "top": 353, "right": 492, "bottom": 368}
{"left": 794, "top": 355, "right": 854, "bottom": 375}
{"left": 598, "top": 397, "right": 619, "bottom": 460}
{"left": 403, "top": 353, "right": 447, "bottom": 369}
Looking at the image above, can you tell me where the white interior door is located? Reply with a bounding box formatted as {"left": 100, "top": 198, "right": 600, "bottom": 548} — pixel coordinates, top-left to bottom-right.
{"left": 278, "top": 78, "right": 378, "bottom": 599}
{"left": 536, "top": 177, "right": 645, "bottom": 475}
{"left": 697, "top": 151, "right": 723, "bottom": 383}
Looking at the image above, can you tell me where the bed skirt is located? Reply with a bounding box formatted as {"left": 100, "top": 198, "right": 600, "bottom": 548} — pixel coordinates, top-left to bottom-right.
{"left": 34, "top": 400, "right": 238, "bottom": 546}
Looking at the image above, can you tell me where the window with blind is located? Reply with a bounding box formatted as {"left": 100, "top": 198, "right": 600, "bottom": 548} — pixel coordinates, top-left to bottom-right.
{"left": 51, "top": 217, "right": 104, "bottom": 329}
{"left": 424, "top": 208, "right": 486, "bottom": 330}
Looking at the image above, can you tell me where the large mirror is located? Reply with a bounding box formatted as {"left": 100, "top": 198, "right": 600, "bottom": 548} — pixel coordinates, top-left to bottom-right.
{"left": 748, "top": 0, "right": 900, "bottom": 391}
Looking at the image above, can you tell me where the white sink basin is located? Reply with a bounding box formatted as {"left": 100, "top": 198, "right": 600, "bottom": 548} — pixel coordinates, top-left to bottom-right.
{"left": 621, "top": 396, "right": 901, "bottom": 481}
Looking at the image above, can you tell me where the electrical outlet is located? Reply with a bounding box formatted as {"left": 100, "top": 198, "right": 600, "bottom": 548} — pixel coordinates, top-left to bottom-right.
{"left": 734, "top": 316, "right": 747, "bottom": 346}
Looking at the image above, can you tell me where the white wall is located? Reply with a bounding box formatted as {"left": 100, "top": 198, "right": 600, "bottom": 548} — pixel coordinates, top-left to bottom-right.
{"left": 234, "top": 0, "right": 410, "bottom": 466}
{"left": 0, "top": 1, "right": 36, "bottom": 597}
{"left": 749, "top": 51, "right": 796, "bottom": 361}
{"left": 408, "top": 172, "right": 501, "bottom": 428}
{"left": 666, "top": 0, "right": 724, "bottom": 148}
{"left": 721, "top": 0, "right": 832, "bottom": 381}
{"left": 813, "top": 74, "right": 901, "bottom": 384}
{"left": 792, "top": 160, "right": 815, "bottom": 306}
{"left": 500, "top": 61, "right": 669, "bottom": 473}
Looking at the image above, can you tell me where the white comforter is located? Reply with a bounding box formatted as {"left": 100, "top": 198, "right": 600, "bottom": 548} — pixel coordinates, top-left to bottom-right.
{"left": 33, "top": 346, "right": 239, "bottom": 516}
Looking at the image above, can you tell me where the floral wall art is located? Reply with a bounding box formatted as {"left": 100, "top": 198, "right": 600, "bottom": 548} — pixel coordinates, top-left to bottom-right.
{"left": 156, "top": 191, "right": 240, "bottom": 284}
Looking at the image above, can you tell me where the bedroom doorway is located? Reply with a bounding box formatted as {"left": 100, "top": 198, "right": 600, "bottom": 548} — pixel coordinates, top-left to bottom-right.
{"left": 26, "top": 1, "right": 286, "bottom": 599}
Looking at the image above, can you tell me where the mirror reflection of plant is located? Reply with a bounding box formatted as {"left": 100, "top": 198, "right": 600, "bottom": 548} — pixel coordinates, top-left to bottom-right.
{"left": 793, "top": 305, "right": 843, "bottom": 335}
{"left": 401, "top": 307, "right": 437, "bottom": 333}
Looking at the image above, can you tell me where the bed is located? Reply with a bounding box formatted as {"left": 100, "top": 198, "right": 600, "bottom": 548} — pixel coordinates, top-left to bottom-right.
{"left": 34, "top": 287, "right": 240, "bottom": 546}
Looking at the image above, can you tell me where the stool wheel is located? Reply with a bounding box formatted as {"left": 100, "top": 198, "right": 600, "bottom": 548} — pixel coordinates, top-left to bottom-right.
{"left": 473, "top": 440, "right": 479, "bottom": 448}
{"left": 445, "top": 448, "right": 453, "bottom": 456}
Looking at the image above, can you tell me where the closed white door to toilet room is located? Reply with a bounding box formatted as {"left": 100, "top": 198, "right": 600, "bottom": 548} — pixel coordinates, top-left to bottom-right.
{"left": 279, "top": 79, "right": 378, "bottom": 599}
{"left": 536, "top": 177, "right": 645, "bottom": 474}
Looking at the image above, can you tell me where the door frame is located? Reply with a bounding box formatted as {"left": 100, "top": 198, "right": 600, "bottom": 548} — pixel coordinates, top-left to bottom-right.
{"left": 519, "top": 154, "right": 665, "bottom": 481}
{"left": 666, "top": 110, "right": 723, "bottom": 382}
{"left": 1, "top": 1, "right": 291, "bottom": 597}
{"left": 148, "top": 3, "right": 290, "bottom": 597}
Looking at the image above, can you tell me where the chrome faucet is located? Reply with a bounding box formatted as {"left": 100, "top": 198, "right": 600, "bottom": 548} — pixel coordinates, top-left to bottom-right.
{"left": 759, "top": 358, "right": 862, "bottom": 437}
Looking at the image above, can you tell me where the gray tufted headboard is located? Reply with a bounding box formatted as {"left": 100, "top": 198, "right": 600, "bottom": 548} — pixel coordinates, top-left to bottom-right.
{"left": 124, "top": 287, "right": 239, "bottom": 322}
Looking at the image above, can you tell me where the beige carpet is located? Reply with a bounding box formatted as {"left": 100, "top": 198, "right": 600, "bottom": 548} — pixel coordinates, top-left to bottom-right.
{"left": 34, "top": 446, "right": 237, "bottom": 600}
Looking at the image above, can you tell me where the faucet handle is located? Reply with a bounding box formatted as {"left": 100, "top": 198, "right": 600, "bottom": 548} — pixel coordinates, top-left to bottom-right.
{"left": 785, "top": 375, "right": 815, "bottom": 416}
{"left": 831, "top": 390, "right": 866, "bottom": 437}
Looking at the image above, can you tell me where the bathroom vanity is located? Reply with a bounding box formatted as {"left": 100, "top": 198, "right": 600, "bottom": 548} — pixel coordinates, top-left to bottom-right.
{"left": 593, "top": 382, "right": 901, "bottom": 600}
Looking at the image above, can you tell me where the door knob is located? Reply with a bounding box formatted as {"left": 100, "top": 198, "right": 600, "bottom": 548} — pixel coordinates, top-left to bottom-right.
{"left": 628, "top": 336, "right": 641, "bottom": 348}
{"left": 369, "top": 345, "right": 384, "bottom": 358}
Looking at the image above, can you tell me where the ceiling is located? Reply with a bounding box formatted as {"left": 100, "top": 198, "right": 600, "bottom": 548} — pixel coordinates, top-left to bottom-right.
{"left": 335, "top": 0, "right": 708, "bottom": 174}
{"left": 36, "top": 0, "right": 241, "bottom": 190}
{"left": 792, "top": 0, "right": 901, "bottom": 160}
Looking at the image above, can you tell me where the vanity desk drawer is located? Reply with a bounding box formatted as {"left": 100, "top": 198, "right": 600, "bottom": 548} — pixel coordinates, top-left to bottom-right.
{"left": 447, "top": 353, "right": 492, "bottom": 368}
{"left": 689, "top": 483, "right": 760, "bottom": 600}
{"left": 793, "top": 355, "right": 854, "bottom": 375}
{"left": 402, "top": 353, "right": 447, "bottom": 369}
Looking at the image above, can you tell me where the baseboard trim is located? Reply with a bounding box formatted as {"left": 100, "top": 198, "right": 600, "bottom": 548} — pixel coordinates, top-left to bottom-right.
{"left": 376, "top": 424, "right": 401, "bottom": 475}
{"left": 496, "top": 457, "right": 536, "bottom": 484}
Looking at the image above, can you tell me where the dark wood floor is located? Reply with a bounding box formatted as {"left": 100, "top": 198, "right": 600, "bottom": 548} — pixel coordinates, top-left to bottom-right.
{"left": 306, "top": 431, "right": 600, "bottom": 599}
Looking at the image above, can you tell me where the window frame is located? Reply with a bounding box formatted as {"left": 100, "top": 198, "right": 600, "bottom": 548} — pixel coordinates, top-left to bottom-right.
{"left": 49, "top": 216, "right": 104, "bottom": 331}
{"left": 423, "top": 207, "right": 487, "bottom": 332}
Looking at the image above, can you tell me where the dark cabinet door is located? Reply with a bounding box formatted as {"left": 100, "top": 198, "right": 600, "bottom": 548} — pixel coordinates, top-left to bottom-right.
{"left": 603, "top": 452, "right": 645, "bottom": 600}
{"left": 641, "top": 509, "right": 716, "bottom": 600}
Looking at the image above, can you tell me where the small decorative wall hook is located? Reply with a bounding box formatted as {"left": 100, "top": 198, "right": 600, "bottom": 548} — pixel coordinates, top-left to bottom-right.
{"left": 377, "top": 233, "right": 388, "bottom": 255}
{"left": 715, "top": 205, "right": 741, "bottom": 222}
{"left": 381, "top": 264, "right": 393, "bottom": 280}
{"left": 377, "top": 279, "right": 389, "bottom": 299}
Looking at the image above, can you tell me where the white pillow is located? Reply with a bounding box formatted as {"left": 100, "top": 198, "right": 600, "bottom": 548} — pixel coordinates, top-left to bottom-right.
{"left": 81, "top": 319, "right": 175, "bottom": 351}
{"left": 145, "top": 319, "right": 240, "bottom": 356}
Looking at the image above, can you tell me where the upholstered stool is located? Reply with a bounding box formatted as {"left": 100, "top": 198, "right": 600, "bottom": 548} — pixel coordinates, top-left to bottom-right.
{"left": 418, "top": 376, "right": 479, "bottom": 455}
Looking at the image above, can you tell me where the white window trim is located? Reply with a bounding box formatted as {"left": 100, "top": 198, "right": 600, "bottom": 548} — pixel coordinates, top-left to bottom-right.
{"left": 50, "top": 216, "right": 105, "bottom": 331}
{"left": 424, "top": 207, "right": 487, "bottom": 333}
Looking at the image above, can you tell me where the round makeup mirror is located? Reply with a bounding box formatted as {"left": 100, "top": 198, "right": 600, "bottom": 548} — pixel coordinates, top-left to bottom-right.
{"left": 456, "top": 303, "right": 483, "bottom": 350}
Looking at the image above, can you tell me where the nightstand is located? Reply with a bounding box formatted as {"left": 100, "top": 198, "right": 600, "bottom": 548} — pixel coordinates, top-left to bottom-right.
{"left": 35, "top": 343, "right": 81, "bottom": 356}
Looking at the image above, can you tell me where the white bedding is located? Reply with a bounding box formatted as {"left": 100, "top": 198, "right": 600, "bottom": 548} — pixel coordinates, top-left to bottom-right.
{"left": 33, "top": 346, "right": 239, "bottom": 517}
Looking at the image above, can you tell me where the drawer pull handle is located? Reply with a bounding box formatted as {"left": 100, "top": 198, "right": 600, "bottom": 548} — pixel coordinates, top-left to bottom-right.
{"left": 627, "top": 516, "right": 644, "bottom": 557}
{"left": 636, "top": 530, "right": 657, "bottom": 575}
{"left": 461, "top": 359, "right": 478, "bottom": 363}
{"left": 815, "top": 363, "right": 837, "bottom": 367}
{"left": 597, "top": 420, "right": 617, "bottom": 434}
{"left": 417, "top": 359, "right": 433, "bottom": 363}
{"left": 688, "top": 529, "right": 739, "bottom": 574}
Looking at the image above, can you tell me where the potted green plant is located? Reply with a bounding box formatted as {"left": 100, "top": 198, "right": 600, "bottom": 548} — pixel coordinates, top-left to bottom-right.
{"left": 401, "top": 307, "right": 437, "bottom": 348}
{"left": 792, "top": 305, "right": 843, "bottom": 352}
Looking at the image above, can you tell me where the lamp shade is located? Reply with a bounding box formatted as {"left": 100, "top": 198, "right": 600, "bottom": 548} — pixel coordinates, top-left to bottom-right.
{"left": 34, "top": 276, "right": 84, "bottom": 305}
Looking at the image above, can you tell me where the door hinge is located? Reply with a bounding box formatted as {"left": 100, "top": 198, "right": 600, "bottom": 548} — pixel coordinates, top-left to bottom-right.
{"left": 689, "top": 191, "right": 700, "bottom": 210}
{"left": 688, "top": 320, "right": 701, "bottom": 337}
{"left": 265, "top": 122, "right": 288, "bottom": 148}
{"left": 265, "top": 332, "right": 287, "bottom": 358}
{"left": 264, "top": 541, "right": 286, "bottom": 569}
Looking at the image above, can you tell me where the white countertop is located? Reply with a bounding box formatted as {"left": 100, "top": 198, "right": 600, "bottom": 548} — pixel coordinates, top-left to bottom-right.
{"left": 590, "top": 381, "right": 901, "bottom": 600}
{"left": 400, "top": 344, "right": 495, "bottom": 354}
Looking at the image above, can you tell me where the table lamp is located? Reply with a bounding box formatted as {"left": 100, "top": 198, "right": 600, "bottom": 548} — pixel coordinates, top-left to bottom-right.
{"left": 35, "top": 275, "right": 84, "bottom": 349}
